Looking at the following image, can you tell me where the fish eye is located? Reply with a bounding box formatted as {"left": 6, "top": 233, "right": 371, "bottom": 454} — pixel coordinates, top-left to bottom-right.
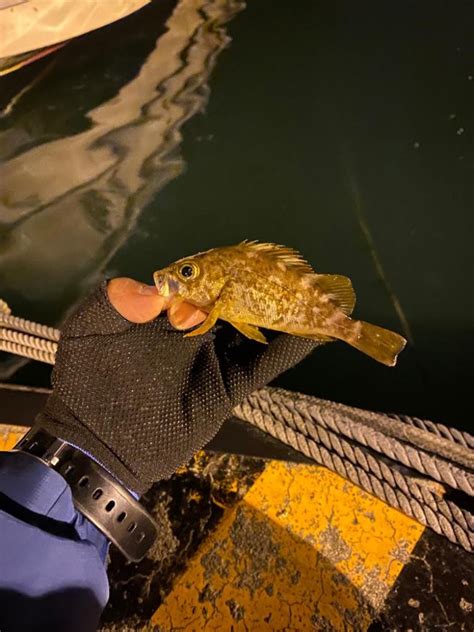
{"left": 178, "top": 262, "right": 199, "bottom": 280}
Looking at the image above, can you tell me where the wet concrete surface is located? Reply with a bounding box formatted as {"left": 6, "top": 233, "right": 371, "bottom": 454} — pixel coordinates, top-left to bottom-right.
{"left": 101, "top": 456, "right": 426, "bottom": 631}
{"left": 100, "top": 452, "right": 265, "bottom": 630}
{"left": 370, "top": 529, "right": 474, "bottom": 631}
{"left": 99, "top": 451, "right": 473, "bottom": 631}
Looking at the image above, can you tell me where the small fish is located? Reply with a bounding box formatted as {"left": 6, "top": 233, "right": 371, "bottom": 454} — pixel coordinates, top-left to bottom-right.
{"left": 153, "top": 241, "right": 407, "bottom": 366}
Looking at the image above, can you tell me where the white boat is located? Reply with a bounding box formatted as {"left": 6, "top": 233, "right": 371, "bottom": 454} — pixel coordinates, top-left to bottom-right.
{"left": 0, "top": 0, "right": 151, "bottom": 75}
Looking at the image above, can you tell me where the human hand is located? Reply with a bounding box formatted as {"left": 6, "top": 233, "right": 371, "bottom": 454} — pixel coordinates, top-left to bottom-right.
{"left": 36, "top": 278, "right": 320, "bottom": 493}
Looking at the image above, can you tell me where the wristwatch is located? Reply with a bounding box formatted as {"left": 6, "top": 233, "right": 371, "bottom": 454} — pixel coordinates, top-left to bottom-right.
{"left": 14, "top": 427, "right": 158, "bottom": 562}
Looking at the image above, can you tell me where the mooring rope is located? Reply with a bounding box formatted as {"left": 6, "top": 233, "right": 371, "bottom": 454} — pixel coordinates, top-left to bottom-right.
{"left": 0, "top": 301, "right": 60, "bottom": 344}
{"left": 235, "top": 395, "right": 474, "bottom": 551}
{"left": 396, "top": 414, "right": 474, "bottom": 450}
{"left": 247, "top": 389, "right": 473, "bottom": 495}
{"left": 1, "top": 298, "right": 473, "bottom": 552}
{"left": 0, "top": 340, "right": 56, "bottom": 365}
{"left": 0, "top": 328, "right": 58, "bottom": 355}
{"left": 0, "top": 300, "right": 58, "bottom": 364}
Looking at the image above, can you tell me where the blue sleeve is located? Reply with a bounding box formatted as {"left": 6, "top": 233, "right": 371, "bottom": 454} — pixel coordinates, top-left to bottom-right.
{"left": 0, "top": 451, "right": 110, "bottom": 632}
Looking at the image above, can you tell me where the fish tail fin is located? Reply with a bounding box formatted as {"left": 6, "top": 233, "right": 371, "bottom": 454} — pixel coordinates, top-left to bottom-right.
{"left": 344, "top": 320, "right": 407, "bottom": 366}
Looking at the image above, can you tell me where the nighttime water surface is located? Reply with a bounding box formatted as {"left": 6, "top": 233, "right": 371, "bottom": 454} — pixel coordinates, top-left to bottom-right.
{"left": 0, "top": 0, "right": 472, "bottom": 431}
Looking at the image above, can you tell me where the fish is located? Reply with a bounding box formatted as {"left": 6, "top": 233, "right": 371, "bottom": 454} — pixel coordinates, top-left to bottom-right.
{"left": 153, "top": 241, "right": 407, "bottom": 366}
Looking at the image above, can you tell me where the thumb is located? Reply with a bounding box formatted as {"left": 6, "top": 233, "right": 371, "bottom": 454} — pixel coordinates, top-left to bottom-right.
{"left": 107, "top": 278, "right": 169, "bottom": 323}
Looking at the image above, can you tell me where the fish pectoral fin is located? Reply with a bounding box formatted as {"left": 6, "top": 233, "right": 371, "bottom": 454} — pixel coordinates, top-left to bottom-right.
{"left": 229, "top": 321, "right": 268, "bottom": 344}
{"left": 184, "top": 308, "right": 219, "bottom": 338}
{"left": 312, "top": 274, "right": 356, "bottom": 315}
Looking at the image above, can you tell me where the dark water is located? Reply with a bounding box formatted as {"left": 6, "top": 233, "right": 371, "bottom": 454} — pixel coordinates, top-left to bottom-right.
{"left": 0, "top": 0, "right": 472, "bottom": 430}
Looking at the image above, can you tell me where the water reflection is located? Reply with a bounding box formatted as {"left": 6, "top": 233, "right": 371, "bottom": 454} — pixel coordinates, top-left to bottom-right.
{"left": 0, "top": 0, "right": 244, "bottom": 376}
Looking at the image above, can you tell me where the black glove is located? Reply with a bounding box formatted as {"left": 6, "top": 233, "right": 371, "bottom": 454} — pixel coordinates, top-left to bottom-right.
{"left": 37, "top": 283, "right": 319, "bottom": 493}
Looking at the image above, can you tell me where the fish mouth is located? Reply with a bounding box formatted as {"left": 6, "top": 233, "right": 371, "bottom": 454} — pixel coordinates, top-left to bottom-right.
{"left": 154, "top": 272, "right": 180, "bottom": 298}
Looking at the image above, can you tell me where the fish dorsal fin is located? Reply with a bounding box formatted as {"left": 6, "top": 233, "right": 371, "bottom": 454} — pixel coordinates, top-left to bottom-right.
{"left": 239, "top": 240, "right": 314, "bottom": 274}
{"left": 312, "top": 273, "right": 356, "bottom": 315}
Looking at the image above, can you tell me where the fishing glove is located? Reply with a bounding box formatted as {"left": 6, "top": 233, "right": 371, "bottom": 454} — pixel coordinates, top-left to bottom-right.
{"left": 37, "top": 282, "right": 319, "bottom": 493}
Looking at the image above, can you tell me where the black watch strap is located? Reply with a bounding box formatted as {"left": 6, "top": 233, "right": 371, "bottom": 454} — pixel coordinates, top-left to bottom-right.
{"left": 14, "top": 428, "right": 158, "bottom": 562}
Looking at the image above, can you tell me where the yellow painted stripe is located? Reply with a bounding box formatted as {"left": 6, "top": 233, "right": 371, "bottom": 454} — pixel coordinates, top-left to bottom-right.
{"left": 0, "top": 424, "right": 27, "bottom": 451}
{"left": 152, "top": 462, "right": 424, "bottom": 631}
